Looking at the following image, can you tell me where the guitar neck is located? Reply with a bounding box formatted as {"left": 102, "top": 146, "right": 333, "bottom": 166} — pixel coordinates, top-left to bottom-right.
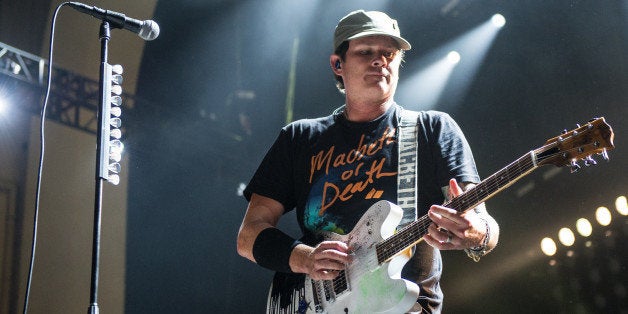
{"left": 376, "top": 150, "right": 539, "bottom": 263}
{"left": 445, "top": 150, "right": 540, "bottom": 213}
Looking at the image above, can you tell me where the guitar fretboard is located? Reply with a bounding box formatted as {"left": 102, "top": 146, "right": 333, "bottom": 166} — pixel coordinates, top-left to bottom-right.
{"left": 375, "top": 151, "right": 539, "bottom": 263}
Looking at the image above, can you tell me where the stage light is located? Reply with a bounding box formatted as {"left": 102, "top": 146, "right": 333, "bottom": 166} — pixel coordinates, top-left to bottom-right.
{"left": 110, "top": 151, "right": 122, "bottom": 163}
{"left": 99, "top": 63, "right": 125, "bottom": 185}
{"left": 110, "top": 128, "right": 122, "bottom": 140}
{"left": 447, "top": 51, "right": 461, "bottom": 64}
{"left": 595, "top": 206, "right": 612, "bottom": 226}
{"left": 576, "top": 218, "right": 593, "bottom": 237}
{"left": 110, "top": 106, "right": 122, "bottom": 117}
{"left": 111, "top": 84, "right": 122, "bottom": 96}
{"left": 558, "top": 228, "right": 575, "bottom": 246}
{"left": 491, "top": 14, "right": 506, "bottom": 28}
{"left": 10, "top": 60, "right": 21, "bottom": 75}
{"left": 112, "top": 73, "right": 123, "bottom": 85}
{"left": 110, "top": 117, "right": 122, "bottom": 128}
{"left": 111, "top": 64, "right": 123, "bottom": 76}
{"left": 541, "top": 237, "right": 557, "bottom": 256}
{"left": 109, "top": 139, "right": 124, "bottom": 154}
{"left": 616, "top": 196, "right": 627, "bottom": 215}
{"left": 111, "top": 95, "right": 122, "bottom": 106}
{"left": 108, "top": 174, "right": 120, "bottom": 185}
{"left": 237, "top": 182, "right": 246, "bottom": 196}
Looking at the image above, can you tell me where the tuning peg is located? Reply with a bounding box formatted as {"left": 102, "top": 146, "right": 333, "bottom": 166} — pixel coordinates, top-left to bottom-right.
{"left": 599, "top": 148, "right": 610, "bottom": 161}
{"left": 584, "top": 156, "right": 597, "bottom": 166}
{"left": 570, "top": 160, "right": 581, "bottom": 173}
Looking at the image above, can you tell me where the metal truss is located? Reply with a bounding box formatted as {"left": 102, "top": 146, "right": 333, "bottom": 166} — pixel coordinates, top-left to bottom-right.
{"left": 0, "top": 41, "right": 139, "bottom": 134}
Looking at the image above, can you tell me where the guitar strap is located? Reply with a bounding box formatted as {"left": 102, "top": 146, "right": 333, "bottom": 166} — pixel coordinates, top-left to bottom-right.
{"left": 397, "top": 108, "right": 421, "bottom": 228}
{"left": 266, "top": 106, "right": 423, "bottom": 314}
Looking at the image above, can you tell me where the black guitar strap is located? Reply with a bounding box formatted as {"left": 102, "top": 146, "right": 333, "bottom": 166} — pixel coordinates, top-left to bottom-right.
{"left": 397, "top": 108, "right": 420, "bottom": 228}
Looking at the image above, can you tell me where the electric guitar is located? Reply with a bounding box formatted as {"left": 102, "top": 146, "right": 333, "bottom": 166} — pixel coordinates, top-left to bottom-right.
{"left": 267, "top": 117, "right": 614, "bottom": 314}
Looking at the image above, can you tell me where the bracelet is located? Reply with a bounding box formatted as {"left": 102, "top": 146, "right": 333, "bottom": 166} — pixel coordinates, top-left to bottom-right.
{"left": 252, "top": 228, "right": 302, "bottom": 273}
{"left": 464, "top": 218, "right": 490, "bottom": 262}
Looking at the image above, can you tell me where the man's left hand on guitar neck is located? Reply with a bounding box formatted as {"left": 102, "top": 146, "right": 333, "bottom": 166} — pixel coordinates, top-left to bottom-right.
{"left": 423, "top": 179, "right": 500, "bottom": 255}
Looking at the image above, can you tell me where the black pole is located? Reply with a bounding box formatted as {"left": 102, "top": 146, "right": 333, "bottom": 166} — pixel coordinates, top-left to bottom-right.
{"left": 88, "top": 21, "right": 110, "bottom": 314}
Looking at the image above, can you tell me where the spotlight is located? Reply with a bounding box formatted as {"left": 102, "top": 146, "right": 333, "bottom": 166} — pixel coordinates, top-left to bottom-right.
{"left": 237, "top": 183, "right": 247, "bottom": 196}
{"left": 595, "top": 206, "right": 612, "bottom": 226}
{"left": 491, "top": 14, "right": 506, "bottom": 28}
{"left": 558, "top": 228, "right": 575, "bottom": 246}
{"left": 576, "top": 218, "right": 593, "bottom": 237}
{"left": 615, "top": 196, "right": 627, "bottom": 215}
{"left": 447, "top": 51, "right": 461, "bottom": 65}
{"left": 541, "top": 237, "right": 557, "bottom": 256}
{"left": 10, "top": 61, "right": 21, "bottom": 75}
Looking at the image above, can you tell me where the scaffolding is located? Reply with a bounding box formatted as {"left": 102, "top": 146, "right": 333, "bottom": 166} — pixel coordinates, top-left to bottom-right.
{"left": 0, "top": 41, "right": 140, "bottom": 134}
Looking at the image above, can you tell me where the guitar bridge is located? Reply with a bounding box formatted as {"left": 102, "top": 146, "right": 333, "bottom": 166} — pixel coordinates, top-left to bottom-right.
{"left": 311, "top": 270, "right": 349, "bottom": 312}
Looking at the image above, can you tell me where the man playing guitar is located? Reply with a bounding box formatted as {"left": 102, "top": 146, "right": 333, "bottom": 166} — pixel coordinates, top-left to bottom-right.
{"left": 237, "top": 10, "right": 500, "bottom": 313}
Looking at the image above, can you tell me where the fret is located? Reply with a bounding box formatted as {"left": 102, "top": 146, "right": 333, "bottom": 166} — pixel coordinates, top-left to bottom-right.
{"left": 376, "top": 151, "right": 538, "bottom": 263}
{"left": 447, "top": 152, "right": 536, "bottom": 212}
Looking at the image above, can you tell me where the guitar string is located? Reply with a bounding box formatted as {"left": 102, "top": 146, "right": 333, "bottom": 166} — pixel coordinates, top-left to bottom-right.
{"left": 305, "top": 123, "right": 606, "bottom": 309}
{"left": 311, "top": 132, "right": 602, "bottom": 308}
{"left": 375, "top": 142, "right": 597, "bottom": 262}
{"left": 376, "top": 151, "right": 536, "bottom": 261}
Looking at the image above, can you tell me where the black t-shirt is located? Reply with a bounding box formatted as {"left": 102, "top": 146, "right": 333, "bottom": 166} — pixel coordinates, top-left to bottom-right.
{"left": 244, "top": 104, "right": 480, "bottom": 312}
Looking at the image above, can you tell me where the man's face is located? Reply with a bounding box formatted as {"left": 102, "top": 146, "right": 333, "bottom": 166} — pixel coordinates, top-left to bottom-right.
{"left": 340, "top": 36, "right": 402, "bottom": 103}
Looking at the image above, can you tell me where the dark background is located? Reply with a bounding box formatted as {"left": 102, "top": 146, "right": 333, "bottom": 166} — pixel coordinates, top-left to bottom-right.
{"left": 125, "top": 1, "right": 626, "bottom": 313}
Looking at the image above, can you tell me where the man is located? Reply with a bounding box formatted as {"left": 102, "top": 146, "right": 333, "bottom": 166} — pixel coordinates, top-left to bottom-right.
{"left": 237, "top": 10, "right": 499, "bottom": 313}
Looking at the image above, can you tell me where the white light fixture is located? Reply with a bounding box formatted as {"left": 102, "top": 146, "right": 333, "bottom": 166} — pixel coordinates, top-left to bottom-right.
{"left": 541, "top": 237, "right": 557, "bottom": 256}
{"left": 491, "top": 14, "right": 506, "bottom": 28}
{"left": 558, "top": 228, "right": 575, "bottom": 246}
{"left": 100, "top": 63, "right": 125, "bottom": 185}
{"left": 595, "top": 206, "right": 612, "bottom": 226}
{"left": 576, "top": 218, "right": 593, "bottom": 237}
{"left": 447, "top": 51, "right": 461, "bottom": 65}
{"left": 616, "top": 196, "right": 627, "bottom": 215}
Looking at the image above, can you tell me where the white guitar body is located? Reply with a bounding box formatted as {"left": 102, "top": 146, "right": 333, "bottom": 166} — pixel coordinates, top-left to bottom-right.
{"left": 301, "top": 200, "right": 420, "bottom": 313}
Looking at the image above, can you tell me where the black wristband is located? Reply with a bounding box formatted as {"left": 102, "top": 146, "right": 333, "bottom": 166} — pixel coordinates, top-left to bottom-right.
{"left": 252, "top": 228, "right": 302, "bottom": 273}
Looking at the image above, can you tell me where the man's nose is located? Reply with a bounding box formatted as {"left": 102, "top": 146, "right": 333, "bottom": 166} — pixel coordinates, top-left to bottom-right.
{"left": 372, "top": 53, "right": 389, "bottom": 67}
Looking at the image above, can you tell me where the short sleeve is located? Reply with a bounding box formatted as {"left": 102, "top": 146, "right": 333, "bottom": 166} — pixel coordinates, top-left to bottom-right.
{"left": 243, "top": 126, "right": 297, "bottom": 212}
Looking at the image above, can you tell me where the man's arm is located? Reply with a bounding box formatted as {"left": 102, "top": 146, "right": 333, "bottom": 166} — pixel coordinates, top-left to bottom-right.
{"left": 237, "top": 193, "right": 351, "bottom": 279}
{"left": 237, "top": 193, "right": 285, "bottom": 262}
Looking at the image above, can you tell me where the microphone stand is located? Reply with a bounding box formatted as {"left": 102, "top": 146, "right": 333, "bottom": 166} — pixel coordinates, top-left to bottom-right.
{"left": 88, "top": 20, "right": 110, "bottom": 314}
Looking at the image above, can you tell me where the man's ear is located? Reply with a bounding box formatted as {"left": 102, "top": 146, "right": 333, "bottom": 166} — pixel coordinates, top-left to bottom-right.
{"left": 330, "top": 55, "right": 342, "bottom": 75}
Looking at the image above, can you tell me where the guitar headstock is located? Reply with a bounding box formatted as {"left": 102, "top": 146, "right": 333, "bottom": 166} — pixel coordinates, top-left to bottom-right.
{"left": 536, "top": 117, "right": 615, "bottom": 171}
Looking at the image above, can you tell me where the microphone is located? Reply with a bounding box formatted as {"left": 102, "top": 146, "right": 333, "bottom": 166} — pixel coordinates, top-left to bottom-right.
{"left": 68, "top": 2, "right": 160, "bottom": 41}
